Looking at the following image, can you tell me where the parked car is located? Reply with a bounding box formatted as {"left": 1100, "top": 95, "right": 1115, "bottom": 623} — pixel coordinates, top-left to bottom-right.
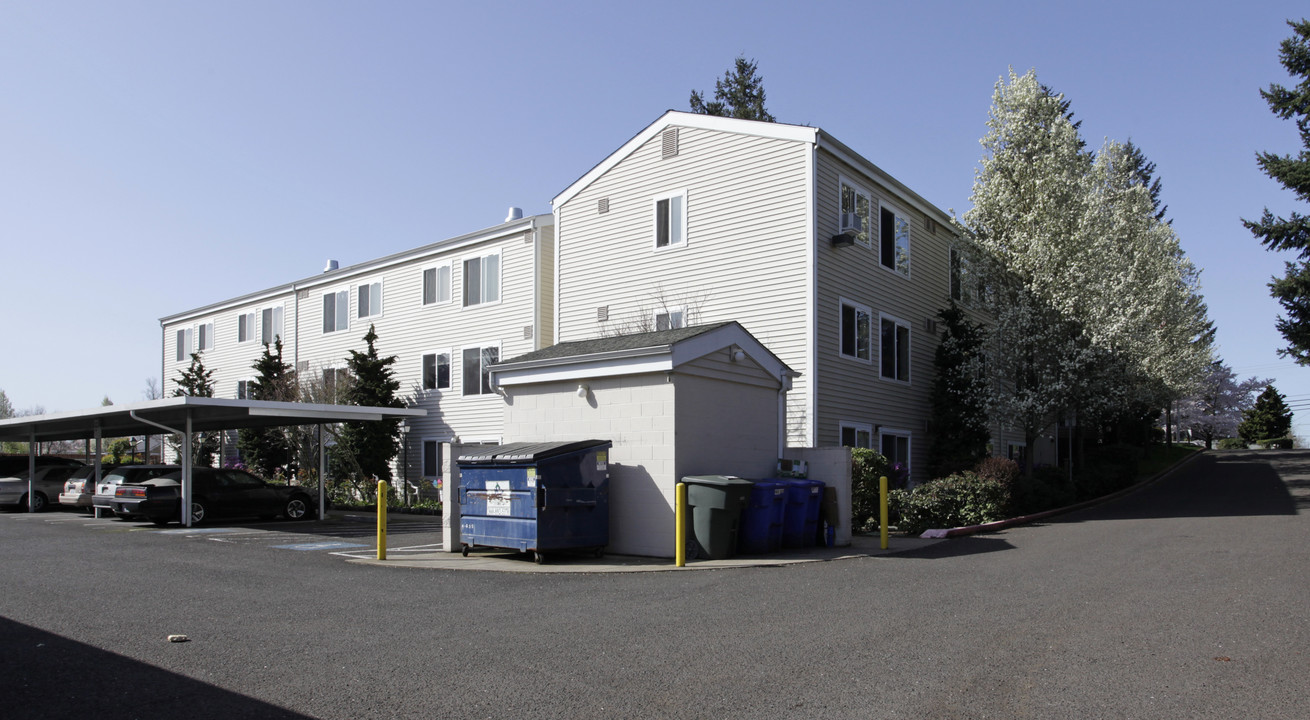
{"left": 58, "top": 464, "right": 120, "bottom": 510}
{"left": 92, "top": 465, "right": 180, "bottom": 517}
{"left": 0, "top": 463, "right": 86, "bottom": 512}
{"left": 112, "top": 467, "right": 317, "bottom": 526}
{"left": 0, "top": 455, "right": 83, "bottom": 476}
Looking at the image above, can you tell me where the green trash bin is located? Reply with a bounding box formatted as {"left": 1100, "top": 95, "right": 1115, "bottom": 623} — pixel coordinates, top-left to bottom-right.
{"left": 681, "top": 475, "right": 755, "bottom": 560}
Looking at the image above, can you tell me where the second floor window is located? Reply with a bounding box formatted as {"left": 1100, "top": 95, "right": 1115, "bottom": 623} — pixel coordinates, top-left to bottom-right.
{"left": 881, "top": 205, "right": 911, "bottom": 276}
{"left": 238, "top": 312, "right": 256, "bottom": 343}
{"left": 462, "top": 346, "right": 499, "bottom": 396}
{"left": 358, "top": 281, "right": 382, "bottom": 319}
{"left": 423, "top": 265, "right": 451, "bottom": 305}
{"left": 323, "top": 290, "right": 349, "bottom": 333}
{"left": 422, "top": 352, "right": 451, "bottom": 390}
{"left": 654, "top": 191, "right": 686, "bottom": 249}
{"left": 197, "top": 322, "right": 214, "bottom": 352}
{"left": 840, "top": 300, "right": 871, "bottom": 361}
{"left": 261, "top": 306, "right": 284, "bottom": 345}
{"left": 463, "top": 252, "right": 500, "bottom": 307}
{"left": 840, "top": 179, "right": 872, "bottom": 247}
{"left": 880, "top": 316, "right": 910, "bottom": 382}
{"left": 175, "top": 328, "right": 194, "bottom": 361}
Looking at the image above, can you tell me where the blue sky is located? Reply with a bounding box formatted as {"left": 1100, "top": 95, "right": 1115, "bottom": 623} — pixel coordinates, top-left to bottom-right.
{"left": 3, "top": 1, "right": 1309, "bottom": 435}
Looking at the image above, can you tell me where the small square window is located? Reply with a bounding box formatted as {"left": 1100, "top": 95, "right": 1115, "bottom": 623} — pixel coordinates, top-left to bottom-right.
{"left": 655, "top": 308, "right": 685, "bottom": 331}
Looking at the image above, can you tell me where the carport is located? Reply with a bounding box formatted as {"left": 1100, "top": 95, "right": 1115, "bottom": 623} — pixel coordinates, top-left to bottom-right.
{"left": 0, "top": 397, "right": 425, "bottom": 525}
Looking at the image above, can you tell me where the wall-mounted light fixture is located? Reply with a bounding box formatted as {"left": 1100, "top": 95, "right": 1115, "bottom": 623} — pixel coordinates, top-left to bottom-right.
{"left": 576, "top": 383, "right": 590, "bottom": 398}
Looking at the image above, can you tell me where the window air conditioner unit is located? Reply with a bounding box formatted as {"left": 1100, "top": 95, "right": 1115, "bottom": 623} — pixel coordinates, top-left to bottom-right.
{"left": 832, "top": 213, "right": 861, "bottom": 247}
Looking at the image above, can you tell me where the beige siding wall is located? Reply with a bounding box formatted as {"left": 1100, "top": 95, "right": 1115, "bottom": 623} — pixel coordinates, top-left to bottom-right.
{"left": 555, "top": 125, "right": 814, "bottom": 443}
{"left": 500, "top": 375, "right": 677, "bottom": 557}
{"left": 813, "top": 148, "right": 957, "bottom": 482}
{"left": 534, "top": 223, "right": 555, "bottom": 349}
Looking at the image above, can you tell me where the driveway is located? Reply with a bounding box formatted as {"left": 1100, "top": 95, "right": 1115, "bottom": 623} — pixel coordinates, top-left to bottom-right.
{"left": 1, "top": 449, "right": 1306, "bottom": 719}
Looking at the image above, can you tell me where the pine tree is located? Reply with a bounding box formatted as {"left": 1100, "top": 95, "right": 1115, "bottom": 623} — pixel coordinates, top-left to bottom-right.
{"left": 172, "top": 352, "right": 219, "bottom": 466}
{"left": 689, "top": 56, "right": 775, "bottom": 122}
{"left": 1238, "top": 385, "right": 1294, "bottom": 443}
{"left": 1245, "top": 19, "right": 1310, "bottom": 363}
{"left": 927, "top": 304, "right": 990, "bottom": 477}
{"left": 238, "top": 338, "right": 296, "bottom": 477}
{"left": 333, "top": 325, "right": 404, "bottom": 487}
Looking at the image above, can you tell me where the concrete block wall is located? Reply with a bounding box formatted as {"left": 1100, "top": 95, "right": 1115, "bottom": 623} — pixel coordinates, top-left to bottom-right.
{"left": 501, "top": 375, "right": 677, "bottom": 557}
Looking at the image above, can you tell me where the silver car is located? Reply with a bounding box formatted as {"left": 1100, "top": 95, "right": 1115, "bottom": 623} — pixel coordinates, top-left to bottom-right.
{"left": 92, "top": 465, "right": 179, "bottom": 516}
{"left": 0, "top": 464, "right": 85, "bottom": 512}
{"left": 59, "top": 465, "right": 120, "bottom": 510}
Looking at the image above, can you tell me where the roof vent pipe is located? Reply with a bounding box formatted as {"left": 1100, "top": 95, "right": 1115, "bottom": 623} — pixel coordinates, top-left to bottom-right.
{"left": 323, "top": 259, "right": 339, "bottom": 273}
{"left": 505, "top": 207, "right": 523, "bottom": 222}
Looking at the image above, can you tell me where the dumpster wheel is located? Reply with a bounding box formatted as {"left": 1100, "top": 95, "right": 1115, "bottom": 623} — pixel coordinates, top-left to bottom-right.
{"left": 461, "top": 544, "right": 470, "bottom": 557}
{"left": 533, "top": 551, "right": 546, "bottom": 565}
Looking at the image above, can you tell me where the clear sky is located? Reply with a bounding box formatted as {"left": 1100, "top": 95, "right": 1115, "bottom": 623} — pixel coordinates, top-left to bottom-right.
{"left": 3, "top": 1, "right": 1308, "bottom": 436}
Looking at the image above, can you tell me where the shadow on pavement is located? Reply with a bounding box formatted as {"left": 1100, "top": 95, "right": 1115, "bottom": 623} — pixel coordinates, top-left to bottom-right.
{"left": 0, "top": 616, "right": 313, "bottom": 720}
{"left": 885, "top": 535, "right": 1015, "bottom": 560}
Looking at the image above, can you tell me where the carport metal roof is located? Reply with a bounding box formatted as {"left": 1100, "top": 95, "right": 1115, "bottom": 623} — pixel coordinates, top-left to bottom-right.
{"left": 0, "top": 397, "right": 425, "bottom": 525}
{"left": 0, "top": 396, "right": 425, "bottom": 443}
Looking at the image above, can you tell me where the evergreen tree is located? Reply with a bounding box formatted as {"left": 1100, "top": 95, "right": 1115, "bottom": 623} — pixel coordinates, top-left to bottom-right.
{"left": 1121, "top": 139, "right": 1169, "bottom": 223}
{"left": 333, "top": 325, "right": 404, "bottom": 486}
{"left": 0, "top": 389, "right": 13, "bottom": 419}
{"left": 1245, "top": 19, "right": 1310, "bottom": 363}
{"left": 238, "top": 338, "right": 297, "bottom": 477}
{"left": 172, "top": 352, "right": 219, "bottom": 466}
{"left": 1238, "top": 385, "right": 1294, "bottom": 443}
{"left": 689, "top": 56, "right": 775, "bottom": 122}
{"left": 927, "top": 304, "right": 990, "bottom": 478}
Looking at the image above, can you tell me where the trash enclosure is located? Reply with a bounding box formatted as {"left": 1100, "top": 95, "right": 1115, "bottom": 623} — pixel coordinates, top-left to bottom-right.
{"left": 457, "top": 440, "right": 611, "bottom": 563}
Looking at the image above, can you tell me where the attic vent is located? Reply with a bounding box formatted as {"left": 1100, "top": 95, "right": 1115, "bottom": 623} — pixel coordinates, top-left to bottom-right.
{"left": 597, "top": 306, "right": 609, "bottom": 322}
{"left": 598, "top": 197, "right": 610, "bottom": 214}
{"left": 661, "top": 128, "right": 679, "bottom": 158}
{"left": 523, "top": 324, "right": 534, "bottom": 340}
{"left": 524, "top": 230, "right": 534, "bottom": 244}
{"left": 924, "top": 216, "right": 938, "bottom": 235}
{"left": 298, "top": 290, "right": 310, "bottom": 300}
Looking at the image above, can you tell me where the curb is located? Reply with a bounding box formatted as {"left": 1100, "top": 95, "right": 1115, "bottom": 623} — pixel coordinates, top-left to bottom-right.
{"left": 920, "top": 448, "right": 1206, "bottom": 539}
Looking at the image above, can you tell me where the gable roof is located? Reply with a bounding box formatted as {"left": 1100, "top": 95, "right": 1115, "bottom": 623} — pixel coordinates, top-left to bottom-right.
{"left": 491, "top": 321, "right": 794, "bottom": 388}
{"left": 551, "top": 109, "right": 954, "bottom": 228}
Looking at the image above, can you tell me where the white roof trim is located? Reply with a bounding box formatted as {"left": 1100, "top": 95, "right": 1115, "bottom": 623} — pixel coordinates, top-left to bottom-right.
{"left": 552, "top": 111, "right": 818, "bottom": 209}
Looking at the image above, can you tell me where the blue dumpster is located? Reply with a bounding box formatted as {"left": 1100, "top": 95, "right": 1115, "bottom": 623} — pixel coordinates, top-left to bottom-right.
{"left": 779, "top": 478, "right": 825, "bottom": 549}
{"left": 739, "top": 480, "right": 786, "bottom": 554}
{"left": 457, "top": 440, "right": 611, "bottom": 564}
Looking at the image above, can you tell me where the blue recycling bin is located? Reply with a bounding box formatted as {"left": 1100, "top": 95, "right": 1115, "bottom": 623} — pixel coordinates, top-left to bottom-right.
{"left": 779, "top": 478, "right": 825, "bottom": 549}
{"left": 457, "top": 440, "right": 611, "bottom": 563}
{"left": 739, "top": 480, "right": 786, "bottom": 554}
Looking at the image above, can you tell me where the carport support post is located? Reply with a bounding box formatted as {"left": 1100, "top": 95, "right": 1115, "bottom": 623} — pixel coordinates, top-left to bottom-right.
{"left": 92, "top": 423, "right": 102, "bottom": 518}
{"left": 317, "top": 424, "right": 326, "bottom": 520}
{"left": 27, "top": 432, "right": 35, "bottom": 512}
{"left": 182, "top": 411, "right": 193, "bottom": 528}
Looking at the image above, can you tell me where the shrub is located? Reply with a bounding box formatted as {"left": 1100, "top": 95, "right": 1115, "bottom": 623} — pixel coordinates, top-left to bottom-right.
{"left": 974, "top": 456, "right": 1020, "bottom": 486}
{"left": 1072, "top": 444, "right": 1141, "bottom": 501}
{"left": 1012, "top": 465, "right": 1076, "bottom": 515}
{"left": 1216, "top": 437, "right": 1246, "bottom": 450}
{"left": 1262, "top": 437, "right": 1294, "bottom": 449}
{"left": 850, "top": 448, "right": 892, "bottom": 533}
{"left": 889, "top": 471, "right": 1009, "bottom": 536}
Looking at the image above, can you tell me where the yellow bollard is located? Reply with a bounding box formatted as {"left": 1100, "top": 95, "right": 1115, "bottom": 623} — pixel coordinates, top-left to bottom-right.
{"left": 675, "top": 482, "right": 687, "bottom": 567}
{"left": 377, "top": 480, "right": 388, "bottom": 560}
{"left": 879, "top": 476, "right": 889, "bottom": 550}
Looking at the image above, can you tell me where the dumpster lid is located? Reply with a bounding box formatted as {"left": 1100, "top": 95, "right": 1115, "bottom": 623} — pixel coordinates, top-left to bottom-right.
{"left": 680, "top": 474, "right": 756, "bottom": 486}
{"left": 458, "top": 440, "right": 611, "bottom": 464}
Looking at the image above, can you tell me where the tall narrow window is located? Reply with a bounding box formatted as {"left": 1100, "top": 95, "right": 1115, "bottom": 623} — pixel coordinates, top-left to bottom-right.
{"left": 840, "top": 300, "right": 872, "bottom": 361}
{"left": 881, "top": 204, "right": 911, "bottom": 276}
{"left": 238, "top": 312, "right": 256, "bottom": 343}
{"left": 358, "top": 281, "right": 382, "bottom": 319}
{"left": 423, "top": 265, "right": 451, "bottom": 305}
{"left": 422, "top": 440, "right": 443, "bottom": 478}
{"left": 175, "top": 328, "right": 194, "bottom": 361}
{"left": 323, "top": 290, "right": 349, "bottom": 333}
{"left": 880, "top": 315, "right": 911, "bottom": 382}
{"left": 880, "top": 431, "right": 911, "bottom": 477}
{"left": 197, "top": 322, "right": 214, "bottom": 351}
{"left": 654, "top": 191, "right": 686, "bottom": 248}
{"left": 261, "top": 306, "right": 284, "bottom": 345}
{"left": 463, "top": 252, "right": 500, "bottom": 307}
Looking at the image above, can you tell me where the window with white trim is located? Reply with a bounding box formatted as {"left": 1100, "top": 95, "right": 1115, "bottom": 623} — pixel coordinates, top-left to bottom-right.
{"left": 238, "top": 312, "right": 256, "bottom": 344}
{"left": 840, "top": 422, "right": 873, "bottom": 449}
{"left": 880, "top": 314, "right": 910, "bottom": 382}
{"left": 880, "top": 429, "right": 911, "bottom": 477}
{"left": 323, "top": 289, "right": 349, "bottom": 334}
{"left": 261, "top": 306, "right": 284, "bottom": 345}
{"left": 654, "top": 307, "right": 685, "bottom": 331}
{"left": 236, "top": 379, "right": 254, "bottom": 400}
{"left": 422, "top": 439, "right": 443, "bottom": 478}
{"left": 1007, "top": 442, "right": 1027, "bottom": 466}
{"left": 880, "top": 203, "right": 911, "bottom": 276}
{"left": 322, "top": 367, "right": 350, "bottom": 403}
{"left": 839, "top": 178, "right": 872, "bottom": 247}
{"left": 357, "top": 281, "right": 382, "bottom": 320}
{"left": 840, "top": 299, "right": 872, "bottom": 361}
{"left": 653, "top": 190, "right": 687, "bottom": 249}
{"left": 422, "top": 351, "right": 451, "bottom": 391}
{"left": 175, "top": 328, "right": 194, "bottom": 362}
{"left": 461, "top": 345, "right": 499, "bottom": 396}
{"left": 423, "top": 264, "right": 452, "bottom": 306}
{"left": 463, "top": 251, "right": 500, "bottom": 307}
{"left": 197, "top": 322, "right": 215, "bottom": 352}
